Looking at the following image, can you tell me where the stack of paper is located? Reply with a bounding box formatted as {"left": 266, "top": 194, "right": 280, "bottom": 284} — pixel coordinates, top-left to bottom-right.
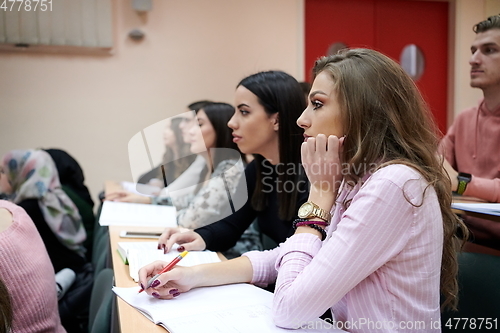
{"left": 113, "top": 283, "right": 343, "bottom": 333}
{"left": 99, "top": 201, "right": 176, "bottom": 227}
{"left": 121, "top": 181, "right": 161, "bottom": 197}
{"left": 116, "top": 241, "right": 157, "bottom": 264}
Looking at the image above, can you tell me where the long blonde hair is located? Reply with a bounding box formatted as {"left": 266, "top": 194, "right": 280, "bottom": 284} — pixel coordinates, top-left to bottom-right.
{"left": 312, "top": 48, "right": 468, "bottom": 310}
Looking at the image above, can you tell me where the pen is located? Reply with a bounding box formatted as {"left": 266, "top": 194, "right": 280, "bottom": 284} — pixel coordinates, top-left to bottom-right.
{"left": 161, "top": 165, "right": 168, "bottom": 187}
{"left": 138, "top": 250, "right": 188, "bottom": 293}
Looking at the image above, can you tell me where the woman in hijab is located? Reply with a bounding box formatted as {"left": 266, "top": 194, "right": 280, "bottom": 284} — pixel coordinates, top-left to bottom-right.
{"left": 0, "top": 149, "right": 92, "bottom": 332}
{"left": 0, "top": 149, "right": 87, "bottom": 270}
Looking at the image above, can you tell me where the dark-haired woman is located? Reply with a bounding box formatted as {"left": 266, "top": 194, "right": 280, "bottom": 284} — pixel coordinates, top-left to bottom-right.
{"left": 158, "top": 71, "right": 308, "bottom": 253}
{"left": 109, "top": 103, "right": 246, "bottom": 230}
{"left": 136, "top": 117, "right": 196, "bottom": 188}
{"left": 167, "top": 102, "right": 246, "bottom": 229}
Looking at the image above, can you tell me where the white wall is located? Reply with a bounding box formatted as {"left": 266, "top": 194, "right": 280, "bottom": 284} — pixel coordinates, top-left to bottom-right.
{"left": 0, "top": 0, "right": 304, "bottom": 203}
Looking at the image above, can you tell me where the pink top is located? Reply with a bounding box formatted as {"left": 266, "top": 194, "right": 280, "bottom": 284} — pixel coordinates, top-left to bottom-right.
{"left": 244, "top": 165, "right": 443, "bottom": 332}
{"left": 439, "top": 99, "right": 500, "bottom": 202}
{"left": 0, "top": 200, "right": 66, "bottom": 333}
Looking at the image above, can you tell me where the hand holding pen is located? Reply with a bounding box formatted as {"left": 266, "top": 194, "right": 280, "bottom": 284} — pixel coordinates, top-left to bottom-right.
{"left": 138, "top": 250, "right": 189, "bottom": 293}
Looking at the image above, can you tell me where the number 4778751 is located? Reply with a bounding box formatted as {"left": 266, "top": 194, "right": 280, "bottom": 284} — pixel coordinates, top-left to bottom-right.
{"left": 0, "top": 0, "right": 53, "bottom": 12}
{"left": 445, "top": 318, "right": 498, "bottom": 330}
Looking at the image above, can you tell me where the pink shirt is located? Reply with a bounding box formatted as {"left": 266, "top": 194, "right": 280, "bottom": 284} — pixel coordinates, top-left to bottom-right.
{"left": 0, "top": 200, "right": 66, "bottom": 333}
{"left": 439, "top": 99, "right": 500, "bottom": 202}
{"left": 244, "top": 165, "right": 443, "bottom": 333}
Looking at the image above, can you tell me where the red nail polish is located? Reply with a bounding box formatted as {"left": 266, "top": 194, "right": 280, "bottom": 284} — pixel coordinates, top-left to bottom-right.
{"left": 177, "top": 246, "right": 185, "bottom": 252}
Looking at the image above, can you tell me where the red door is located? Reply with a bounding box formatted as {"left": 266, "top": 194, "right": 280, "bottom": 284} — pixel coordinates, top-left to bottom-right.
{"left": 305, "top": 0, "right": 448, "bottom": 134}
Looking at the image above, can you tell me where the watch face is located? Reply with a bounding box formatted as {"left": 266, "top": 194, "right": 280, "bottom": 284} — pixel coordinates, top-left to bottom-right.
{"left": 298, "top": 202, "right": 313, "bottom": 218}
{"left": 458, "top": 172, "right": 472, "bottom": 182}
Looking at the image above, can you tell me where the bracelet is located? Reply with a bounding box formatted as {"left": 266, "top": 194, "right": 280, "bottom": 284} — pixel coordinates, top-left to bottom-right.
{"left": 299, "top": 223, "right": 327, "bottom": 241}
{"left": 295, "top": 220, "right": 329, "bottom": 228}
{"left": 292, "top": 218, "right": 329, "bottom": 229}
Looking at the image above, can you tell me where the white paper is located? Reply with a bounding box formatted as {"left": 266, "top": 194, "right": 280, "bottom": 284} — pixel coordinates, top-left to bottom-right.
{"left": 99, "top": 201, "right": 177, "bottom": 227}
{"left": 116, "top": 241, "right": 161, "bottom": 264}
{"left": 113, "top": 284, "right": 342, "bottom": 333}
{"left": 127, "top": 247, "right": 221, "bottom": 282}
{"left": 121, "top": 181, "right": 161, "bottom": 197}
{"left": 451, "top": 203, "right": 500, "bottom": 216}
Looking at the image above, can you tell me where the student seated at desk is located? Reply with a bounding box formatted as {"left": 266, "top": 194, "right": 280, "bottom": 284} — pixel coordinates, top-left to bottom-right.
{"left": 158, "top": 70, "right": 308, "bottom": 255}
{"left": 108, "top": 102, "right": 246, "bottom": 230}
{"left": 139, "top": 49, "right": 467, "bottom": 332}
{"left": 44, "top": 148, "right": 96, "bottom": 260}
{"left": 0, "top": 200, "right": 66, "bottom": 332}
{"left": 136, "top": 101, "right": 211, "bottom": 189}
{"left": 136, "top": 117, "right": 195, "bottom": 189}
{"left": 439, "top": 14, "right": 500, "bottom": 250}
{"left": 0, "top": 150, "right": 92, "bottom": 332}
{"left": 0, "top": 150, "right": 88, "bottom": 271}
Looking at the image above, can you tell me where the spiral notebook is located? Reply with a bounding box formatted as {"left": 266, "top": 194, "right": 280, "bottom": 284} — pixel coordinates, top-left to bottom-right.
{"left": 113, "top": 283, "right": 343, "bottom": 333}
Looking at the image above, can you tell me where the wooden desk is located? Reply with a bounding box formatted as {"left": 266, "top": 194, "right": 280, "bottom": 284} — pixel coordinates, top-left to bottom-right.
{"left": 109, "top": 225, "right": 226, "bottom": 332}
{"left": 109, "top": 225, "right": 169, "bottom": 333}
{"left": 451, "top": 196, "right": 500, "bottom": 256}
{"left": 105, "top": 178, "right": 170, "bottom": 331}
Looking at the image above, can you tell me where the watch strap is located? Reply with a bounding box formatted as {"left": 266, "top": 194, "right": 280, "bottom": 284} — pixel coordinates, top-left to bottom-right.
{"left": 312, "top": 206, "right": 331, "bottom": 221}
{"left": 455, "top": 172, "right": 471, "bottom": 195}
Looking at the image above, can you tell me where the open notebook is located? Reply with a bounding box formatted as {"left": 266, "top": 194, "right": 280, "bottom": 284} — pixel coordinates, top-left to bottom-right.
{"left": 117, "top": 242, "right": 221, "bottom": 281}
{"left": 113, "top": 283, "right": 344, "bottom": 333}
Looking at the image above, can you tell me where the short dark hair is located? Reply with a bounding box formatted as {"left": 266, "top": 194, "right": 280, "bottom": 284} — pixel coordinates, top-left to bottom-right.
{"left": 473, "top": 14, "right": 500, "bottom": 33}
{"left": 237, "top": 71, "right": 306, "bottom": 220}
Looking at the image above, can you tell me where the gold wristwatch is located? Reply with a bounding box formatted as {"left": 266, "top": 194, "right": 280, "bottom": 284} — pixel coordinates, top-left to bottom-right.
{"left": 298, "top": 202, "right": 331, "bottom": 221}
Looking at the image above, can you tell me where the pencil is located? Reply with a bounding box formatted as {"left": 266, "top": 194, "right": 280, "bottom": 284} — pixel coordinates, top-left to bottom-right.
{"left": 138, "top": 250, "right": 188, "bottom": 293}
{"left": 161, "top": 165, "right": 168, "bottom": 187}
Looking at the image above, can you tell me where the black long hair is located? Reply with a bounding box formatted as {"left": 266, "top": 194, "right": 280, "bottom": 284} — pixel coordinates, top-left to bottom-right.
{"left": 197, "top": 102, "right": 244, "bottom": 169}
{"left": 237, "top": 71, "right": 306, "bottom": 220}
{"left": 158, "top": 117, "right": 195, "bottom": 181}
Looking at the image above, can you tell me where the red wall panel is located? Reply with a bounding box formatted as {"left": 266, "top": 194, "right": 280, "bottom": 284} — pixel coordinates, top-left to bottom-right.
{"left": 305, "top": 0, "right": 448, "bottom": 133}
